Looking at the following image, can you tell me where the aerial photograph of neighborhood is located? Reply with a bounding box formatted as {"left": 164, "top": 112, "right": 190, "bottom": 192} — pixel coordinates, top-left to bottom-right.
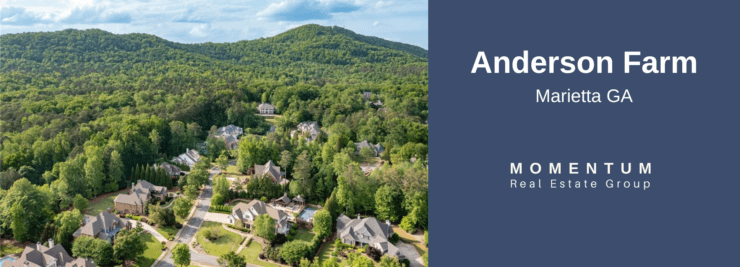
{"left": 0, "top": 1, "right": 428, "bottom": 267}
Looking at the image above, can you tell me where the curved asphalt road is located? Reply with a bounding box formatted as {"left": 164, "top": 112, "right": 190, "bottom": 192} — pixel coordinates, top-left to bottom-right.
{"left": 157, "top": 169, "right": 220, "bottom": 267}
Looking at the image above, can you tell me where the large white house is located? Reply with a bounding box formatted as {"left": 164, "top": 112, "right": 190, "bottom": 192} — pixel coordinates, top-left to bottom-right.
{"left": 228, "top": 199, "right": 290, "bottom": 234}
{"left": 258, "top": 103, "right": 276, "bottom": 114}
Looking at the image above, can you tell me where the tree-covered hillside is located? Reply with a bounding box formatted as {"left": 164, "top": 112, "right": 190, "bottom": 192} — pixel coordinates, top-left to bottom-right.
{"left": 0, "top": 24, "right": 427, "bottom": 245}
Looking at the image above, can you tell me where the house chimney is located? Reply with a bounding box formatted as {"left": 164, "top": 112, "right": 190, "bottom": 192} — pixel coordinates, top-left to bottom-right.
{"left": 36, "top": 242, "right": 41, "bottom": 251}
{"left": 386, "top": 220, "right": 392, "bottom": 236}
{"left": 48, "top": 238, "right": 55, "bottom": 248}
{"left": 357, "top": 214, "right": 360, "bottom": 220}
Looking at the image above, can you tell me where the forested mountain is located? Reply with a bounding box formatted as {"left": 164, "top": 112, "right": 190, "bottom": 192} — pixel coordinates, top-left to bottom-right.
{"left": 0, "top": 24, "right": 427, "bottom": 244}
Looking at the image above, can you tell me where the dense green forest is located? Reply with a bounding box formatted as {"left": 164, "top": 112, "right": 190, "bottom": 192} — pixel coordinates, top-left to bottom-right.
{"left": 0, "top": 24, "right": 428, "bottom": 246}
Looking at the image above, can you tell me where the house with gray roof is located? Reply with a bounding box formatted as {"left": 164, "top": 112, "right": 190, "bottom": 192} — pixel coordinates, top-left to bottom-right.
{"left": 228, "top": 199, "right": 290, "bottom": 234}
{"left": 337, "top": 214, "right": 403, "bottom": 259}
{"left": 155, "top": 162, "right": 183, "bottom": 178}
{"left": 213, "top": 125, "right": 243, "bottom": 150}
{"left": 73, "top": 211, "right": 131, "bottom": 243}
{"left": 172, "top": 148, "right": 201, "bottom": 167}
{"left": 254, "top": 160, "right": 289, "bottom": 185}
{"left": 354, "top": 140, "right": 384, "bottom": 157}
{"left": 258, "top": 103, "right": 276, "bottom": 114}
{"left": 113, "top": 180, "right": 166, "bottom": 214}
{"left": 290, "top": 121, "right": 321, "bottom": 142}
{"left": 216, "top": 124, "right": 243, "bottom": 136}
{"left": 6, "top": 240, "right": 94, "bottom": 267}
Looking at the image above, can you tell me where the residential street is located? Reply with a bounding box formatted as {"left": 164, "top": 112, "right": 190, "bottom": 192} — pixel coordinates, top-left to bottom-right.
{"left": 156, "top": 168, "right": 220, "bottom": 267}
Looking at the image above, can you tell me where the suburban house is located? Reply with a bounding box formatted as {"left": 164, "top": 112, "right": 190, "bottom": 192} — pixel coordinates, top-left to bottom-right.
{"left": 7, "top": 240, "right": 94, "bottom": 267}
{"left": 155, "top": 162, "right": 183, "bottom": 178}
{"left": 213, "top": 125, "right": 243, "bottom": 150}
{"left": 113, "top": 180, "right": 167, "bottom": 214}
{"left": 337, "top": 214, "right": 403, "bottom": 259}
{"left": 228, "top": 199, "right": 290, "bottom": 234}
{"left": 172, "top": 148, "right": 201, "bottom": 167}
{"left": 254, "top": 160, "right": 289, "bottom": 185}
{"left": 258, "top": 103, "right": 276, "bottom": 114}
{"left": 73, "top": 211, "right": 131, "bottom": 243}
{"left": 216, "top": 124, "right": 243, "bottom": 137}
{"left": 290, "top": 121, "right": 321, "bottom": 142}
{"left": 354, "top": 140, "right": 384, "bottom": 157}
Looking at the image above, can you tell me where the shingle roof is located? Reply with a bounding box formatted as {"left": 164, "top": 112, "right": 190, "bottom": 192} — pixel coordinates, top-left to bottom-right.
{"left": 8, "top": 243, "right": 89, "bottom": 267}
{"left": 135, "top": 180, "right": 166, "bottom": 194}
{"left": 258, "top": 103, "right": 275, "bottom": 110}
{"left": 74, "top": 211, "right": 129, "bottom": 239}
{"left": 232, "top": 199, "right": 287, "bottom": 222}
{"left": 114, "top": 191, "right": 146, "bottom": 206}
{"left": 337, "top": 215, "right": 392, "bottom": 246}
{"left": 254, "top": 160, "right": 288, "bottom": 185}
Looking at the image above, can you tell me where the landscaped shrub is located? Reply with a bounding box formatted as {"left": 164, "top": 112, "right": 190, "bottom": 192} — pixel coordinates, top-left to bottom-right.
{"left": 175, "top": 222, "right": 182, "bottom": 229}
{"left": 209, "top": 204, "right": 231, "bottom": 214}
{"left": 226, "top": 224, "right": 250, "bottom": 233}
{"left": 125, "top": 214, "right": 143, "bottom": 221}
{"left": 366, "top": 246, "right": 382, "bottom": 261}
{"left": 260, "top": 196, "right": 268, "bottom": 203}
{"left": 203, "top": 229, "right": 221, "bottom": 241}
{"left": 271, "top": 233, "right": 287, "bottom": 245}
{"left": 211, "top": 193, "right": 225, "bottom": 206}
{"left": 389, "top": 233, "right": 400, "bottom": 244}
{"left": 402, "top": 259, "right": 411, "bottom": 267}
{"left": 161, "top": 241, "right": 166, "bottom": 247}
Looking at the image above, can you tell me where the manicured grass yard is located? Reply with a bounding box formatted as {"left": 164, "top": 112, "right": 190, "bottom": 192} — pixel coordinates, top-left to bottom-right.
{"left": 225, "top": 165, "right": 250, "bottom": 181}
{"left": 156, "top": 225, "right": 179, "bottom": 240}
{"left": 134, "top": 233, "right": 164, "bottom": 267}
{"left": 0, "top": 243, "right": 24, "bottom": 257}
{"left": 238, "top": 240, "right": 281, "bottom": 267}
{"left": 317, "top": 237, "right": 336, "bottom": 262}
{"left": 176, "top": 215, "right": 187, "bottom": 224}
{"left": 86, "top": 195, "right": 117, "bottom": 215}
{"left": 195, "top": 222, "right": 242, "bottom": 257}
{"left": 294, "top": 229, "right": 315, "bottom": 242}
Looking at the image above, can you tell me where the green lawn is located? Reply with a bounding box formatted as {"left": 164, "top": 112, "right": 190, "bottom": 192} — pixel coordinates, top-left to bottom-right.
{"left": 195, "top": 222, "right": 242, "bottom": 257}
{"left": 176, "top": 215, "right": 187, "bottom": 224}
{"left": 0, "top": 243, "right": 24, "bottom": 257}
{"left": 134, "top": 233, "right": 164, "bottom": 267}
{"left": 317, "top": 237, "right": 336, "bottom": 262}
{"left": 86, "top": 195, "right": 117, "bottom": 215}
{"left": 156, "top": 225, "right": 179, "bottom": 240}
{"left": 238, "top": 240, "right": 281, "bottom": 267}
{"left": 224, "top": 165, "right": 250, "bottom": 181}
{"left": 294, "top": 229, "right": 315, "bottom": 242}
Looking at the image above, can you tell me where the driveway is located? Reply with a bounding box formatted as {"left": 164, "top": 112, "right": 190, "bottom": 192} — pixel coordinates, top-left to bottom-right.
{"left": 204, "top": 212, "right": 232, "bottom": 224}
{"left": 397, "top": 242, "right": 424, "bottom": 267}
{"left": 157, "top": 169, "right": 220, "bottom": 267}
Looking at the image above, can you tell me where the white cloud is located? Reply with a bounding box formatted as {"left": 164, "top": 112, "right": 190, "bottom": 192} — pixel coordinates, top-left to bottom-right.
{"left": 1, "top": 0, "right": 428, "bottom": 49}
{"left": 0, "top": 6, "right": 50, "bottom": 25}
{"left": 257, "top": 0, "right": 362, "bottom": 21}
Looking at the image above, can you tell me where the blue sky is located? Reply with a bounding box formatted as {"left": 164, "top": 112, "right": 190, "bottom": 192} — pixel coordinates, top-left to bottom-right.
{"left": 0, "top": 0, "right": 428, "bottom": 49}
